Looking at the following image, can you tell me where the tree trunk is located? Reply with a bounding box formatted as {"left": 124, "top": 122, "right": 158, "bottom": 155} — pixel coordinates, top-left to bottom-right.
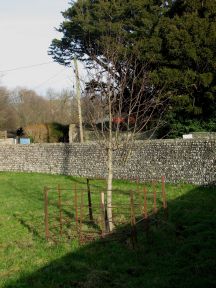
{"left": 107, "top": 88, "right": 114, "bottom": 232}
{"left": 107, "top": 142, "right": 114, "bottom": 232}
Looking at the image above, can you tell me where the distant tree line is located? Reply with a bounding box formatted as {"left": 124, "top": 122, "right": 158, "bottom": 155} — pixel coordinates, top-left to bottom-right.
{"left": 0, "top": 86, "right": 78, "bottom": 135}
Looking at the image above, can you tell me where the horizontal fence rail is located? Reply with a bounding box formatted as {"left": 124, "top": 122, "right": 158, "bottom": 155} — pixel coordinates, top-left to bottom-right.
{"left": 43, "top": 177, "right": 168, "bottom": 246}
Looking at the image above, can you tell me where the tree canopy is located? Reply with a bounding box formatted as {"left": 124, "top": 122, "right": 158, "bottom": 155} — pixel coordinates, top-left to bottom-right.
{"left": 49, "top": 0, "right": 216, "bottom": 137}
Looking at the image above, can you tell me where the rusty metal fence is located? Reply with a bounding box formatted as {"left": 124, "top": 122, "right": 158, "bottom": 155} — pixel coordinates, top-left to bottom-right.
{"left": 44, "top": 177, "right": 168, "bottom": 246}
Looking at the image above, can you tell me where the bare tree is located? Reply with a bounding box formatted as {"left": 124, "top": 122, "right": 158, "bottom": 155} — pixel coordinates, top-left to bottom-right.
{"left": 0, "top": 86, "right": 18, "bottom": 130}
{"left": 46, "top": 88, "right": 78, "bottom": 125}
{"left": 10, "top": 88, "right": 49, "bottom": 127}
{"left": 85, "top": 51, "right": 167, "bottom": 232}
{"left": 0, "top": 86, "right": 78, "bottom": 133}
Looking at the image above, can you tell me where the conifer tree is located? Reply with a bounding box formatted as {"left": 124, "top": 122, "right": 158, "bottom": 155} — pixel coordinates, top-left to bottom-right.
{"left": 49, "top": 0, "right": 216, "bottom": 136}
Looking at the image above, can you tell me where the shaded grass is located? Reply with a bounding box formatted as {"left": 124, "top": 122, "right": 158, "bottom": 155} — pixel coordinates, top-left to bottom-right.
{"left": 0, "top": 172, "right": 215, "bottom": 287}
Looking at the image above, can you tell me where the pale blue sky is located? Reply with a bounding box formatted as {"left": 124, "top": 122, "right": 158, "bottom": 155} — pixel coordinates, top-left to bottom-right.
{"left": 0, "top": 0, "right": 82, "bottom": 96}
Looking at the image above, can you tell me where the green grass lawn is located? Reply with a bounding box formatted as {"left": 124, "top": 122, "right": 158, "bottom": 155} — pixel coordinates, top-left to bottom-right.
{"left": 0, "top": 172, "right": 215, "bottom": 288}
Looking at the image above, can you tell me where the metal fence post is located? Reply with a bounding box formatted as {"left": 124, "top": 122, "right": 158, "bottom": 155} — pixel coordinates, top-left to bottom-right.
{"left": 74, "top": 184, "right": 79, "bottom": 237}
{"left": 130, "top": 190, "right": 137, "bottom": 248}
{"left": 153, "top": 181, "right": 157, "bottom": 214}
{"left": 44, "top": 186, "right": 50, "bottom": 241}
{"left": 87, "top": 178, "right": 93, "bottom": 221}
{"left": 58, "top": 184, "right": 63, "bottom": 237}
{"left": 100, "top": 191, "right": 106, "bottom": 237}
{"left": 79, "top": 189, "right": 84, "bottom": 244}
{"left": 143, "top": 186, "right": 148, "bottom": 220}
{"left": 162, "top": 176, "right": 168, "bottom": 219}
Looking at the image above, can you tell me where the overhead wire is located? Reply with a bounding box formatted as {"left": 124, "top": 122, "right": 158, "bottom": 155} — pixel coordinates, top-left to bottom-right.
{"left": 33, "top": 68, "right": 68, "bottom": 90}
{"left": 0, "top": 61, "right": 54, "bottom": 73}
{"left": 0, "top": 60, "right": 85, "bottom": 92}
{"left": 0, "top": 61, "right": 72, "bottom": 91}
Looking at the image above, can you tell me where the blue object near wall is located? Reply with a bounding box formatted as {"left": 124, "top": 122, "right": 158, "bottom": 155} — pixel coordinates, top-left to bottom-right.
{"left": 20, "top": 138, "right": 31, "bottom": 144}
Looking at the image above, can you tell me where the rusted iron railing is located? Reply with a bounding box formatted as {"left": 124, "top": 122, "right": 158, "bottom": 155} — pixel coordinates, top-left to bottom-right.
{"left": 43, "top": 176, "right": 168, "bottom": 247}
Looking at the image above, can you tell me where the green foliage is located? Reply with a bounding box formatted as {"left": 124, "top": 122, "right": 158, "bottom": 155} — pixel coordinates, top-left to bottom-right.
{"left": 48, "top": 122, "right": 69, "bottom": 143}
{"left": 49, "top": 0, "right": 216, "bottom": 138}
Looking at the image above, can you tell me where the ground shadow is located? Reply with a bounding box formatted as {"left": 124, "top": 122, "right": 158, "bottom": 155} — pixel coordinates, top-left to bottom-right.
{"left": 13, "top": 214, "right": 43, "bottom": 240}
{"left": 5, "top": 185, "right": 216, "bottom": 288}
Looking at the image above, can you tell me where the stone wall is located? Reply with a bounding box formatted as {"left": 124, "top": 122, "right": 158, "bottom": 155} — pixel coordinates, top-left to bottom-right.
{"left": 191, "top": 132, "right": 216, "bottom": 140}
{"left": 0, "top": 138, "right": 14, "bottom": 145}
{"left": 0, "top": 139, "right": 215, "bottom": 185}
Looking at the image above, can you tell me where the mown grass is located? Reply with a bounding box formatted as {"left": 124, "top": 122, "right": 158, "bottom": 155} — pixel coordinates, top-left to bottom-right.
{"left": 0, "top": 172, "right": 215, "bottom": 288}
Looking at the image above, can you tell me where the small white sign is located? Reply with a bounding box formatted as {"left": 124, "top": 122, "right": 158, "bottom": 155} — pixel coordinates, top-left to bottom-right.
{"left": 183, "top": 134, "right": 193, "bottom": 139}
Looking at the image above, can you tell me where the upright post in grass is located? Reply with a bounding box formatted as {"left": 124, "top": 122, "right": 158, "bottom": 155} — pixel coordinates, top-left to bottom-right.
{"left": 143, "top": 185, "right": 149, "bottom": 235}
{"left": 143, "top": 186, "right": 148, "bottom": 220}
{"left": 74, "top": 184, "right": 79, "bottom": 237}
{"left": 161, "top": 176, "right": 168, "bottom": 219}
{"left": 86, "top": 178, "right": 93, "bottom": 221}
{"left": 79, "top": 189, "right": 84, "bottom": 244}
{"left": 153, "top": 180, "right": 157, "bottom": 214}
{"left": 44, "top": 186, "right": 50, "bottom": 241}
{"left": 136, "top": 177, "right": 142, "bottom": 213}
{"left": 58, "top": 184, "right": 63, "bottom": 237}
{"left": 143, "top": 186, "right": 150, "bottom": 241}
{"left": 100, "top": 191, "right": 106, "bottom": 237}
{"left": 130, "top": 190, "right": 137, "bottom": 248}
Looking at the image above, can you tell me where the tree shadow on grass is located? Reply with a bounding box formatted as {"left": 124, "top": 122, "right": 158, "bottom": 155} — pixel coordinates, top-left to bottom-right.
{"left": 5, "top": 185, "right": 216, "bottom": 288}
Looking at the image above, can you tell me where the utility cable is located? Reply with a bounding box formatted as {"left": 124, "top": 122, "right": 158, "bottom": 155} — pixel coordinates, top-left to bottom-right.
{"left": 33, "top": 68, "right": 66, "bottom": 89}
{"left": 0, "top": 61, "right": 53, "bottom": 73}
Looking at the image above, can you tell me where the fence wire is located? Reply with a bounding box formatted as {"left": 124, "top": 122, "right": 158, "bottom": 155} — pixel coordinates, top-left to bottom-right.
{"left": 43, "top": 177, "right": 168, "bottom": 246}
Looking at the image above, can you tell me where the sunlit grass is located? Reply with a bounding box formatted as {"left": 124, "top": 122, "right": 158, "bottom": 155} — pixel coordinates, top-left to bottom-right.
{"left": 0, "top": 172, "right": 215, "bottom": 288}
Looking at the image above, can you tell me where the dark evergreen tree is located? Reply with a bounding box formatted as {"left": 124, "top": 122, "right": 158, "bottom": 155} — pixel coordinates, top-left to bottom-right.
{"left": 154, "top": 0, "right": 216, "bottom": 137}
{"left": 49, "top": 0, "right": 216, "bottom": 137}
